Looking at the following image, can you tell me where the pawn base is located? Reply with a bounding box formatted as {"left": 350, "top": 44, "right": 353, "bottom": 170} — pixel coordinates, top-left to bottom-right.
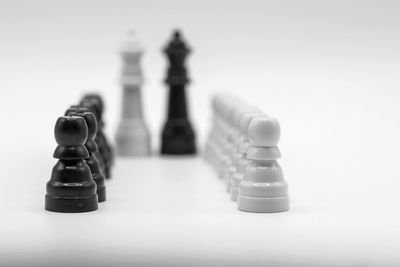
{"left": 237, "top": 195, "right": 289, "bottom": 213}
{"left": 225, "top": 167, "right": 236, "bottom": 193}
{"left": 230, "top": 187, "right": 239, "bottom": 202}
{"left": 230, "top": 173, "right": 243, "bottom": 202}
{"left": 45, "top": 195, "right": 98, "bottom": 213}
{"left": 97, "top": 186, "right": 106, "bottom": 203}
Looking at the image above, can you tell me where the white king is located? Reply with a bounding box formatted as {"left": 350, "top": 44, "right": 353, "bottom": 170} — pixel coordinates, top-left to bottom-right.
{"left": 115, "top": 31, "right": 151, "bottom": 156}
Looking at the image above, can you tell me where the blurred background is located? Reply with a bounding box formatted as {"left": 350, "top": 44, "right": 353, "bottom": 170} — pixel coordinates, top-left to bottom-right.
{"left": 1, "top": 0, "right": 399, "bottom": 148}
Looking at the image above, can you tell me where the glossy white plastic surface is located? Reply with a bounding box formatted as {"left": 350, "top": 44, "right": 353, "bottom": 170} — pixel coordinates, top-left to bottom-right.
{"left": 238, "top": 115, "right": 289, "bottom": 213}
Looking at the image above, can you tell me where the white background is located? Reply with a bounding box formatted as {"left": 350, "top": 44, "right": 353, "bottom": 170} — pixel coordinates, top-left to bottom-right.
{"left": 0, "top": 0, "right": 400, "bottom": 266}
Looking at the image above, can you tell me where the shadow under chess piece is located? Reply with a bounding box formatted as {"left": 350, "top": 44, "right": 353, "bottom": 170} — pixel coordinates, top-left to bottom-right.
{"left": 161, "top": 30, "right": 196, "bottom": 155}
{"left": 45, "top": 116, "right": 98, "bottom": 213}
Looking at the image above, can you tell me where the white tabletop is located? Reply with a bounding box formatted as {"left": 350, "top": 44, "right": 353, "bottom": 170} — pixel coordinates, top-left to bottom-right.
{"left": 1, "top": 150, "right": 400, "bottom": 267}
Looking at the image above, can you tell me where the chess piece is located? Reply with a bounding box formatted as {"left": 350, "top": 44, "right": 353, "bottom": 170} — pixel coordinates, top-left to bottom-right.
{"left": 115, "top": 31, "right": 151, "bottom": 156}
{"left": 209, "top": 96, "right": 230, "bottom": 174}
{"left": 237, "top": 115, "right": 289, "bottom": 212}
{"left": 217, "top": 97, "right": 244, "bottom": 179}
{"left": 204, "top": 95, "right": 222, "bottom": 164}
{"left": 80, "top": 99, "right": 113, "bottom": 179}
{"left": 45, "top": 116, "right": 98, "bottom": 212}
{"left": 66, "top": 110, "right": 106, "bottom": 202}
{"left": 66, "top": 105, "right": 107, "bottom": 179}
{"left": 82, "top": 93, "right": 104, "bottom": 116}
{"left": 80, "top": 95, "right": 113, "bottom": 159}
{"left": 225, "top": 106, "right": 261, "bottom": 193}
{"left": 161, "top": 30, "right": 196, "bottom": 155}
{"left": 230, "top": 112, "right": 261, "bottom": 201}
{"left": 205, "top": 94, "right": 228, "bottom": 170}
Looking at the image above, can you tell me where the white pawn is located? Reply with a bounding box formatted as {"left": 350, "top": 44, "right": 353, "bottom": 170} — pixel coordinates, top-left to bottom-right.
{"left": 237, "top": 115, "right": 289, "bottom": 213}
{"left": 115, "top": 31, "right": 151, "bottom": 156}
{"left": 220, "top": 103, "right": 245, "bottom": 183}
{"left": 230, "top": 111, "right": 262, "bottom": 201}
{"left": 216, "top": 96, "right": 241, "bottom": 178}
{"left": 225, "top": 106, "right": 260, "bottom": 193}
{"left": 204, "top": 94, "right": 229, "bottom": 166}
{"left": 204, "top": 96, "right": 219, "bottom": 163}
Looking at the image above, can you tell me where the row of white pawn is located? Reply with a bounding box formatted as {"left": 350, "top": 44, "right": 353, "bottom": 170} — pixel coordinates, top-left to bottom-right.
{"left": 204, "top": 94, "right": 289, "bottom": 213}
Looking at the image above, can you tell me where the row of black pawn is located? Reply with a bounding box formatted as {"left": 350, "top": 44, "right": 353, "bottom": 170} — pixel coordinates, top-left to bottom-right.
{"left": 45, "top": 93, "right": 114, "bottom": 213}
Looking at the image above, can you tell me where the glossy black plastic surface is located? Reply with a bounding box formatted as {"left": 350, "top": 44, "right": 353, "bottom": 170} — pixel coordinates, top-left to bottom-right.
{"left": 161, "top": 30, "right": 196, "bottom": 155}
{"left": 45, "top": 116, "right": 98, "bottom": 213}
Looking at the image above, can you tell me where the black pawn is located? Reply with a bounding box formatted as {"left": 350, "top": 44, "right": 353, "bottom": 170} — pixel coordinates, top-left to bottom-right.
{"left": 67, "top": 111, "right": 106, "bottom": 202}
{"left": 81, "top": 94, "right": 114, "bottom": 166}
{"left": 161, "top": 30, "right": 196, "bottom": 155}
{"left": 80, "top": 99, "right": 113, "bottom": 179}
{"left": 65, "top": 105, "right": 107, "bottom": 178}
{"left": 82, "top": 93, "right": 104, "bottom": 118}
{"left": 45, "top": 116, "right": 98, "bottom": 212}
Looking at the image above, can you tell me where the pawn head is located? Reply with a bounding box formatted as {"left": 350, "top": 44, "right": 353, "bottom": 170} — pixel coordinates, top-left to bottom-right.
{"left": 64, "top": 106, "right": 90, "bottom": 116}
{"left": 66, "top": 111, "right": 98, "bottom": 141}
{"left": 79, "top": 100, "right": 101, "bottom": 120}
{"left": 248, "top": 115, "right": 280, "bottom": 147}
{"left": 54, "top": 116, "right": 88, "bottom": 146}
{"left": 239, "top": 112, "right": 263, "bottom": 135}
{"left": 232, "top": 106, "right": 261, "bottom": 129}
{"left": 82, "top": 94, "right": 104, "bottom": 113}
{"left": 79, "top": 112, "right": 97, "bottom": 140}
